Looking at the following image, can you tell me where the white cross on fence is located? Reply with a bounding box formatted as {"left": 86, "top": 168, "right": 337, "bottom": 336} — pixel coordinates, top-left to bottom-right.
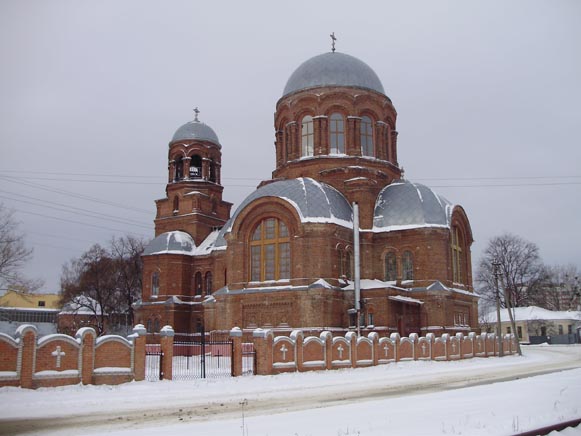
{"left": 337, "top": 344, "right": 344, "bottom": 359}
{"left": 421, "top": 342, "right": 427, "bottom": 356}
{"left": 451, "top": 341, "right": 457, "bottom": 353}
{"left": 280, "top": 344, "right": 288, "bottom": 361}
{"left": 383, "top": 343, "right": 389, "bottom": 357}
{"left": 51, "top": 346, "right": 66, "bottom": 368}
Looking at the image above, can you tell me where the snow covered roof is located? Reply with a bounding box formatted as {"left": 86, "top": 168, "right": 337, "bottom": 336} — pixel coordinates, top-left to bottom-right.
{"left": 388, "top": 295, "right": 423, "bottom": 305}
{"left": 282, "top": 52, "right": 386, "bottom": 97}
{"left": 171, "top": 119, "right": 221, "bottom": 147}
{"left": 483, "top": 306, "right": 581, "bottom": 323}
{"left": 143, "top": 231, "right": 196, "bottom": 256}
{"left": 215, "top": 178, "right": 353, "bottom": 248}
{"left": 373, "top": 180, "right": 454, "bottom": 232}
{"left": 60, "top": 295, "right": 102, "bottom": 315}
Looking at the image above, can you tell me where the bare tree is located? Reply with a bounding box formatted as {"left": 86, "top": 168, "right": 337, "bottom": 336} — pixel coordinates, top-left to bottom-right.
{"left": 476, "top": 233, "right": 546, "bottom": 309}
{"left": 109, "top": 236, "right": 145, "bottom": 326}
{"left": 0, "top": 203, "right": 41, "bottom": 292}
{"left": 60, "top": 237, "right": 146, "bottom": 335}
{"left": 534, "top": 265, "right": 580, "bottom": 311}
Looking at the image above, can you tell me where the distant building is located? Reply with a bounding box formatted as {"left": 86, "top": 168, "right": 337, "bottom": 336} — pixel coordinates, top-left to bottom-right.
{"left": 135, "top": 49, "right": 478, "bottom": 337}
{"left": 481, "top": 306, "right": 581, "bottom": 344}
{"left": 0, "top": 290, "right": 60, "bottom": 336}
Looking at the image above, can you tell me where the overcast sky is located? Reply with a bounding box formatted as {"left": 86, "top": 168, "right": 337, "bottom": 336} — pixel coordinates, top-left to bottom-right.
{"left": 1, "top": 1, "right": 580, "bottom": 292}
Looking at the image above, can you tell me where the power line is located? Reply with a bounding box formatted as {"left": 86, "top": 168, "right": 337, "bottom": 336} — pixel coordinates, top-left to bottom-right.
{"left": 0, "top": 175, "right": 152, "bottom": 214}
{"left": 11, "top": 208, "right": 150, "bottom": 238}
{"left": 0, "top": 190, "right": 152, "bottom": 229}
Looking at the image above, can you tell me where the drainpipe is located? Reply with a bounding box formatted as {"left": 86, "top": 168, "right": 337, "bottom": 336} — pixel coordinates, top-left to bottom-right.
{"left": 353, "top": 202, "right": 361, "bottom": 337}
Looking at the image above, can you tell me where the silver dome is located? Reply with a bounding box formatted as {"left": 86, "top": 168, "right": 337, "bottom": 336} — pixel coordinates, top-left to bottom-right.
{"left": 283, "top": 52, "right": 385, "bottom": 97}
{"left": 171, "top": 120, "right": 221, "bottom": 146}
{"left": 143, "top": 231, "right": 196, "bottom": 256}
{"left": 215, "top": 178, "right": 353, "bottom": 248}
{"left": 374, "top": 180, "right": 453, "bottom": 231}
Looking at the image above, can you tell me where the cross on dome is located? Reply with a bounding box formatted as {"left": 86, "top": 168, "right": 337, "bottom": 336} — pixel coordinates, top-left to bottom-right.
{"left": 193, "top": 107, "right": 200, "bottom": 122}
{"left": 330, "top": 32, "right": 337, "bottom": 52}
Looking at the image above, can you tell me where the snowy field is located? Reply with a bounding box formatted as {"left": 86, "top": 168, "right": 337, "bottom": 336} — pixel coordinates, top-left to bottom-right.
{"left": 1, "top": 345, "right": 580, "bottom": 436}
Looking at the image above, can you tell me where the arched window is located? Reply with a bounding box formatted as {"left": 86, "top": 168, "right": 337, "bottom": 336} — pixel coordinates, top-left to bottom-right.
{"left": 250, "top": 218, "right": 290, "bottom": 281}
{"left": 344, "top": 250, "right": 353, "bottom": 280}
{"left": 173, "top": 196, "right": 179, "bottom": 213}
{"left": 189, "top": 155, "right": 202, "bottom": 178}
{"left": 402, "top": 251, "right": 414, "bottom": 280}
{"left": 301, "top": 115, "right": 314, "bottom": 157}
{"left": 146, "top": 319, "right": 152, "bottom": 333}
{"left": 151, "top": 272, "right": 159, "bottom": 296}
{"left": 360, "top": 116, "right": 374, "bottom": 157}
{"left": 384, "top": 252, "right": 397, "bottom": 281}
{"left": 194, "top": 272, "right": 202, "bottom": 295}
{"left": 205, "top": 272, "right": 213, "bottom": 294}
{"left": 153, "top": 319, "right": 160, "bottom": 333}
{"left": 451, "top": 226, "right": 464, "bottom": 283}
{"left": 329, "top": 113, "right": 345, "bottom": 154}
{"left": 175, "top": 156, "right": 184, "bottom": 180}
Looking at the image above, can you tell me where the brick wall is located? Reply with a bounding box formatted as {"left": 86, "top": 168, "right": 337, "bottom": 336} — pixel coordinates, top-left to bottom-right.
{"left": 0, "top": 324, "right": 147, "bottom": 389}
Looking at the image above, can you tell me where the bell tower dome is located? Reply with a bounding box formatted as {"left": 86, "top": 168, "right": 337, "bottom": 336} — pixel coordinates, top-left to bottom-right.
{"left": 154, "top": 109, "right": 232, "bottom": 245}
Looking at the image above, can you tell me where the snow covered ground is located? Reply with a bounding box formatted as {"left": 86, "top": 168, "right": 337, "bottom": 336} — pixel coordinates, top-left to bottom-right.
{"left": 1, "top": 345, "right": 580, "bottom": 436}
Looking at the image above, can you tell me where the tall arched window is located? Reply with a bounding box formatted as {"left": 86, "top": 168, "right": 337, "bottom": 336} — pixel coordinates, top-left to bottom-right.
{"left": 205, "top": 271, "right": 213, "bottom": 294}
{"left": 175, "top": 156, "right": 184, "bottom": 180}
{"left": 345, "top": 250, "right": 353, "bottom": 280}
{"left": 402, "top": 251, "right": 414, "bottom": 280}
{"left": 250, "top": 218, "right": 290, "bottom": 281}
{"left": 360, "top": 116, "right": 374, "bottom": 156}
{"left": 451, "top": 226, "right": 464, "bottom": 283}
{"left": 384, "top": 252, "right": 397, "bottom": 281}
{"left": 209, "top": 159, "right": 216, "bottom": 182}
{"left": 329, "top": 113, "right": 345, "bottom": 154}
{"left": 173, "top": 196, "right": 179, "bottom": 213}
{"left": 194, "top": 272, "right": 202, "bottom": 295}
{"left": 151, "top": 272, "right": 159, "bottom": 296}
{"left": 301, "top": 115, "right": 314, "bottom": 157}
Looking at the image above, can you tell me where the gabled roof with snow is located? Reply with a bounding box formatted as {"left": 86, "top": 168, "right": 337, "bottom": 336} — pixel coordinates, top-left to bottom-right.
{"left": 373, "top": 180, "right": 454, "bottom": 232}
{"left": 482, "top": 306, "right": 581, "bottom": 323}
{"left": 143, "top": 231, "right": 196, "bottom": 256}
{"left": 215, "top": 177, "right": 353, "bottom": 248}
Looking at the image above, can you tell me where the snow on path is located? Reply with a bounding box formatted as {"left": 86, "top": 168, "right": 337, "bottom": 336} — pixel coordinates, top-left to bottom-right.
{"left": 1, "top": 345, "right": 580, "bottom": 435}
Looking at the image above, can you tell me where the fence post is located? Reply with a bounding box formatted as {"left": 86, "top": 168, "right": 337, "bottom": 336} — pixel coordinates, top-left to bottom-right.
{"left": 131, "top": 324, "right": 147, "bottom": 381}
{"left": 252, "top": 328, "right": 273, "bottom": 375}
{"left": 160, "top": 326, "right": 174, "bottom": 380}
{"left": 426, "top": 333, "right": 435, "bottom": 360}
{"left": 368, "top": 332, "right": 379, "bottom": 366}
{"left": 441, "top": 333, "right": 450, "bottom": 361}
{"left": 76, "top": 327, "right": 96, "bottom": 385}
{"left": 15, "top": 325, "right": 37, "bottom": 389}
{"left": 346, "top": 332, "right": 357, "bottom": 368}
{"left": 230, "top": 327, "right": 243, "bottom": 377}
{"left": 321, "top": 331, "right": 333, "bottom": 370}
{"left": 390, "top": 333, "right": 401, "bottom": 362}
{"left": 291, "top": 330, "right": 304, "bottom": 372}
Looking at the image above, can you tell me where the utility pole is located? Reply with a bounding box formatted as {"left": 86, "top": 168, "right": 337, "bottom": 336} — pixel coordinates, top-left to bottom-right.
{"left": 492, "top": 260, "right": 504, "bottom": 357}
{"left": 353, "top": 202, "right": 361, "bottom": 337}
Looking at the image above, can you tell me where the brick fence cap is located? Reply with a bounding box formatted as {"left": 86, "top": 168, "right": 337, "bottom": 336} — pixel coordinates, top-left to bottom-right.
{"left": 160, "top": 325, "right": 175, "bottom": 337}
{"left": 132, "top": 324, "right": 147, "bottom": 336}
{"left": 253, "top": 328, "right": 273, "bottom": 339}
{"left": 230, "top": 327, "right": 243, "bottom": 337}
{"left": 75, "top": 327, "right": 96, "bottom": 342}
{"left": 15, "top": 324, "right": 37, "bottom": 340}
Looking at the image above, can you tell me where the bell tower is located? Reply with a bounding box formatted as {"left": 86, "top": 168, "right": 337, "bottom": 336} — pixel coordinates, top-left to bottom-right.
{"left": 154, "top": 109, "right": 232, "bottom": 245}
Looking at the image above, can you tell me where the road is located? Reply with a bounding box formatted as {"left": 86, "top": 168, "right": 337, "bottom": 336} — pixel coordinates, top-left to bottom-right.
{"left": 1, "top": 345, "right": 580, "bottom": 435}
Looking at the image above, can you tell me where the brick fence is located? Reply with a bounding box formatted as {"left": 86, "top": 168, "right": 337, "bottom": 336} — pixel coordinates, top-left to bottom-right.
{"left": 249, "top": 330, "right": 518, "bottom": 375}
{"left": 0, "top": 325, "right": 518, "bottom": 388}
{"left": 0, "top": 324, "right": 148, "bottom": 389}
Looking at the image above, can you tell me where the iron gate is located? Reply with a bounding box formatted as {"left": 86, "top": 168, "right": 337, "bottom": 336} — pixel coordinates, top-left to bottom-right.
{"left": 172, "top": 332, "right": 233, "bottom": 380}
{"left": 145, "top": 344, "right": 163, "bottom": 381}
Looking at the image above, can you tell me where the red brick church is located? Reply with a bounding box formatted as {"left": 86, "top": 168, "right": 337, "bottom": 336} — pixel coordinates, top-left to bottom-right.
{"left": 135, "top": 47, "right": 478, "bottom": 337}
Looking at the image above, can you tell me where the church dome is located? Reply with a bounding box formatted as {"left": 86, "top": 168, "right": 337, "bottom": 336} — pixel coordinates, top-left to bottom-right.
{"left": 143, "top": 231, "right": 196, "bottom": 256}
{"left": 373, "top": 180, "right": 453, "bottom": 231}
{"left": 282, "top": 52, "right": 385, "bottom": 97}
{"left": 171, "top": 120, "right": 221, "bottom": 146}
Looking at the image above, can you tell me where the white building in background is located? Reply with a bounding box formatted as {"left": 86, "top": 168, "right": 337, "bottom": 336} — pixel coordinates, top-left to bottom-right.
{"left": 481, "top": 306, "right": 581, "bottom": 344}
